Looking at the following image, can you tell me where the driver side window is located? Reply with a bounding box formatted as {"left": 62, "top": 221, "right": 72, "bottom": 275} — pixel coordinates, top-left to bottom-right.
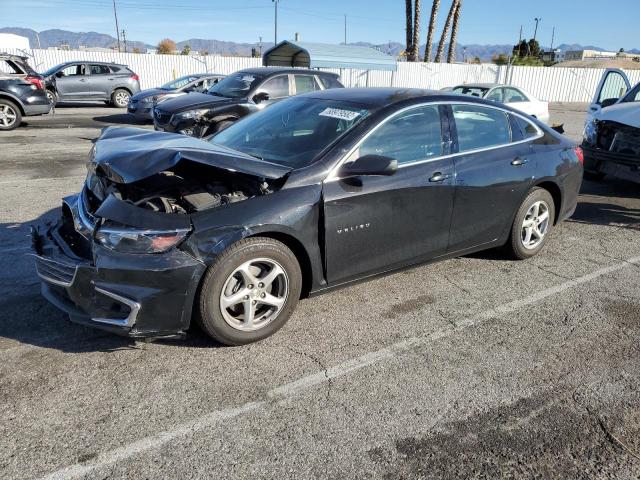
{"left": 259, "top": 75, "right": 290, "bottom": 99}
{"left": 356, "top": 105, "right": 443, "bottom": 165}
{"left": 61, "top": 64, "right": 85, "bottom": 76}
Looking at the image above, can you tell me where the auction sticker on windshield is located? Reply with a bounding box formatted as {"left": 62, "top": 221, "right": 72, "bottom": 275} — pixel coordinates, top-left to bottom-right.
{"left": 319, "top": 108, "right": 362, "bottom": 121}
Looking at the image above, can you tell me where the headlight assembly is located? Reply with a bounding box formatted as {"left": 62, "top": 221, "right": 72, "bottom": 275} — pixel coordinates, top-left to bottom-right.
{"left": 95, "top": 226, "right": 191, "bottom": 254}
{"left": 175, "top": 109, "right": 208, "bottom": 121}
{"left": 583, "top": 119, "right": 598, "bottom": 146}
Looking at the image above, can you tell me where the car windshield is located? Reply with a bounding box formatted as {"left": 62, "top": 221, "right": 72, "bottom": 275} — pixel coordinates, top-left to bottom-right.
{"left": 210, "top": 97, "right": 371, "bottom": 168}
{"left": 207, "top": 72, "right": 264, "bottom": 98}
{"left": 620, "top": 82, "right": 640, "bottom": 103}
{"left": 42, "top": 63, "right": 67, "bottom": 76}
{"left": 452, "top": 86, "right": 491, "bottom": 98}
{"left": 160, "top": 75, "right": 198, "bottom": 90}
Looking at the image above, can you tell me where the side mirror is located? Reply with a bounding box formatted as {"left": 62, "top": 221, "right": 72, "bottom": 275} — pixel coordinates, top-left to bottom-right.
{"left": 55, "top": 71, "right": 64, "bottom": 78}
{"left": 339, "top": 154, "right": 398, "bottom": 177}
{"left": 253, "top": 92, "right": 270, "bottom": 104}
{"left": 600, "top": 97, "right": 618, "bottom": 108}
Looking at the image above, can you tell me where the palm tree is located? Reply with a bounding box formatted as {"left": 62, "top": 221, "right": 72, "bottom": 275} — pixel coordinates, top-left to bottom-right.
{"left": 434, "top": 0, "right": 458, "bottom": 63}
{"left": 410, "top": 0, "right": 421, "bottom": 61}
{"left": 405, "top": 0, "right": 413, "bottom": 60}
{"left": 447, "top": 0, "right": 462, "bottom": 63}
{"left": 423, "top": 0, "right": 440, "bottom": 62}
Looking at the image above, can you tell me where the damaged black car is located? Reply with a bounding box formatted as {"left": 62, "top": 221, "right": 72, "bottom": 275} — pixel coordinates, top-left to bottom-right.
{"left": 582, "top": 118, "right": 640, "bottom": 183}
{"left": 33, "top": 88, "right": 582, "bottom": 345}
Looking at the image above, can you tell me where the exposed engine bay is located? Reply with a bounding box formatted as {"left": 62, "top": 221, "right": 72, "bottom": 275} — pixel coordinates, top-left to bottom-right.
{"left": 591, "top": 120, "right": 640, "bottom": 158}
{"left": 86, "top": 160, "right": 273, "bottom": 215}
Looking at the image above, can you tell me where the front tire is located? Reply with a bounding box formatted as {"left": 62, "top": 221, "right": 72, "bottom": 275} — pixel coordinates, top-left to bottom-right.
{"left": 111, "top": 89, "right": 130, "bottom": 108}
{"left": 505, "top": 188, "right": 555, "bottom": 260}
{"left": 0, "top": 99, "right": 22, "bottom": 131}
{"left": 197, "top": 237, "right": 302, "bottom": 345}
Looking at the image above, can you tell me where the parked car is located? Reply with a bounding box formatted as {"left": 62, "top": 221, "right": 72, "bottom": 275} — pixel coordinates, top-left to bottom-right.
{"left": 153, "top": 67, "right": 344, "bottom": 137}
{"left": 451, "top": 83, "right": 550, "bottom": 124}
{"left": 582, "top": 68, "right": 640, "bottom": 183}
{"left": 32, "top": 88, "right": 582, "bottom": 345}
{"left": 0, "top": 52, "right": 52, "bottom": 94}
{"left": 128, "top": 73, "right": 225, "bottom": 121}
{"left": 40, "top": 61, "right": 141, "bottom": 107}
{"left": 0, "top": 77, "right": 51, "bottom": 130}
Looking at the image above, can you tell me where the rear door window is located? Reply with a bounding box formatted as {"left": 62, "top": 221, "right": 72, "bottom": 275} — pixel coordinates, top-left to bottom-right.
{"left": 452, "top": 104, "right": 512, "bottom": 152}
{"left": 512, "top": 115, "right": 539, "bottom": 139}
{"left": 294, "top": 75, "right": 319, "bottom": 94}
{"left": 89, "top": 64, "right": 111, "bottom": 75}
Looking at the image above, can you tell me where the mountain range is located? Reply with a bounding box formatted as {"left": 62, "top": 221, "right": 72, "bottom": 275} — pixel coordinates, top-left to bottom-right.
{"left": 1, "top": 27, "right": 638, "bottom": 60}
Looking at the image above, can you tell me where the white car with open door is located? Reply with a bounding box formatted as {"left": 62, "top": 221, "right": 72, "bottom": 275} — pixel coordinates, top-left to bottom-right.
{"left": 451, "top": 83, "right": 550, "bottom": 124}
{"left": 582, "top": 68, "right": 640, "bottom": 182}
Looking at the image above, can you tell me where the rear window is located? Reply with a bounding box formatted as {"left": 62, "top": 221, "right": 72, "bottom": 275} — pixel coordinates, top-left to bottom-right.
{"left": 318, "top": 75, "right": 343, "bottom": 89}
{"left": 513, "top": 115, "right": 539, "bottom": 139}
{"left": 0, "top": 58, "right": 31, "bottom": 75}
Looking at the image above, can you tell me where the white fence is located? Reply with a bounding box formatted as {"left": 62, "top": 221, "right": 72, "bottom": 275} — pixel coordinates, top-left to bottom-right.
{"left": 5, "top": 48, "right": 640, "bottom": 103}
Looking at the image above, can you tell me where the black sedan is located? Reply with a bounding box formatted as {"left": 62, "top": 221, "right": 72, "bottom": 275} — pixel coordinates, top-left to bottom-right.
{"left": 152, "top": 67, "right": 344, "bottom": 137}
{"left": 32, "top": 88, "right": 583, "bottom": 345}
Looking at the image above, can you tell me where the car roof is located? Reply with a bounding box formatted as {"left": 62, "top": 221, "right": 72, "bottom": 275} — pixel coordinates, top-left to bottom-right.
{"left": 237, "top": 67, "right": 338, "bottom": 77}
{"left": 301, "top": 87, "right": 527, "bottom": 110}
{"left": 57, "top": 60, "right": 128, "bottom": 67}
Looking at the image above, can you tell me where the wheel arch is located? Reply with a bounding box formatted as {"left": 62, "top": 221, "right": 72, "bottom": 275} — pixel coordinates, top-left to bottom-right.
{"left": 111, "top": 86, "right": 133, "bottom": 97}
{"left": 532, "top": 180, "right": 562, "bottom": 224}
{"left": 0, "top": 93, "right": 25, "bottom": 115}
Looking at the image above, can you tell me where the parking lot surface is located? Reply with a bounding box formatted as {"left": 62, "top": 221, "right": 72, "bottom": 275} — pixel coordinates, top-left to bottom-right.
{"left": 1, "top": 103, "right": 639, "bottom": 479}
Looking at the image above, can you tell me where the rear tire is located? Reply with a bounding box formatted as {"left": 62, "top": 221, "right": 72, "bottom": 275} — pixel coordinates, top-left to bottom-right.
{"left": 505, "top": 188, "right": 555, "bottom": 260}
{"left": 197, "top": 237, "right": 302, "bottom": 346}
{"left": 111, "top": 89, "right": 130, "bottom": 108}
{"left": 0, "top": 99, "right": 22, "bottom": 131}
{"left": 583, "top": 170, "right": 605, "bottom": 182}
{"left": 45, "top": 89, "right": 57, "bottom": 106}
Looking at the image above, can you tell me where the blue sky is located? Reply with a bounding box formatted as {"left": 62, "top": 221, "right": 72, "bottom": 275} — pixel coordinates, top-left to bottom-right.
{"left": 2, "top": 0, "right": 638, "bottom": 50}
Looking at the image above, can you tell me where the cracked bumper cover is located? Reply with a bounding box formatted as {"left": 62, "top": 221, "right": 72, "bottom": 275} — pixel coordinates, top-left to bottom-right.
{"left": 32, "top": 205, "right": 206, "bottom": 338}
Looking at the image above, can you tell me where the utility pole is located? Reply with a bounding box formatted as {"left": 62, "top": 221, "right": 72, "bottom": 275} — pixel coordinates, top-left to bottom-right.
{"left": 550, "top": 26, "right": 555, "bottom": 51}
{"left": 344, "top": 14, "right": 347, "bottom": 44}
{"left": 259, "top": 36, "right": 263, "bottom": 56}
{"left": 517, "top": 24, "right": 522, "bottom": 57}
{"left": 272, "top": 0, "right": 279, "bottom": 45}
{"left": 112, "top": 0, "right": 121, "bottom": 52}
{"left": 121, "top": 29, "right": 127, "bottom": 53}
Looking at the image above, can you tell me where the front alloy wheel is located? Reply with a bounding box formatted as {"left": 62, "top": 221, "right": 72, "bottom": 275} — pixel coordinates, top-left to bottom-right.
{"left": 197, "top": 237, "right": 302, "bottom": 345}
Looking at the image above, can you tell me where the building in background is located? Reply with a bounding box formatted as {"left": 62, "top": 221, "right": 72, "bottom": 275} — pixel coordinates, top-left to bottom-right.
{"left": 0, "top": 33, "right": 30, "bottom": 50}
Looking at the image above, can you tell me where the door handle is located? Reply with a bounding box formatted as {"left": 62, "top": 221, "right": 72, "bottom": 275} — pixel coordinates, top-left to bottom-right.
{"left": 511, "top": 158, "right": 528, "bottom": 166}
{"left": 429, "top": 172, "right": 451, "bottom": 182}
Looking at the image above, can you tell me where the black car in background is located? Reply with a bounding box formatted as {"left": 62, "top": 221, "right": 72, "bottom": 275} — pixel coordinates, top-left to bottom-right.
{"left": 33, "top": 88, "right": 582, "bottom": 345}
{"left": 153, "top": 67, "right": 344, "bottom": 137}
{"left": 0, "top": 77, "right": 51, "bottom": 130}
{"left": 128, "top": 73, "right": 225, "bottom": 121}
{"left": 41, "top": 61, "right": 141, "bottom": 107}
{"left": 0, "top": 52, "right": 52, "bottom": 94}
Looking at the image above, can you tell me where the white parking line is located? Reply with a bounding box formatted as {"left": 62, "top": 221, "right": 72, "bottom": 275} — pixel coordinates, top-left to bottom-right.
{"left": 39, "top": 255, "right": 640, "bottom": 480}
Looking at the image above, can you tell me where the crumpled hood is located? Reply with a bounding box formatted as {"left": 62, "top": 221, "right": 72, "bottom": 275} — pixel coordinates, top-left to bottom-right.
{"left": 154, "top": 91, "right": 235, "bottom": 113}
{"left": 90, "top": 127, "right": 292, "bottom": 183}
{"left": 597, "top": 102, "right": 640, "bottom": 129}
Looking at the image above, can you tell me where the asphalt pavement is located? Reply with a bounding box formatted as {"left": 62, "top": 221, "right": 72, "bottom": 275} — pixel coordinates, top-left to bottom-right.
{"left": 1, "top": 102, "right": 639, "bottom": 479}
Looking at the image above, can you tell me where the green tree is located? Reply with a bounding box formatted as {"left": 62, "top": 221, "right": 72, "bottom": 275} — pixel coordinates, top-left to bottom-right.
{"left": 181, "top": 44, "right": 191, "bottom": 55}
{"left": 492, "top": 53, "right": 509, "bottom": 65}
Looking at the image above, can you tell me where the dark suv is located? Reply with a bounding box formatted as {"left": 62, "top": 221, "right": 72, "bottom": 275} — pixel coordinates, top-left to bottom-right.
{"left": 153, "top": 67, "right": 344, "bottom": 137}
{"left": 41, "top": 61, "right": 141, "bottom": 107}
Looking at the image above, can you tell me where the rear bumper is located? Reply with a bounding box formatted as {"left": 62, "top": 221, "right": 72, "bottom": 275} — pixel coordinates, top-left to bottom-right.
{"left": 23, "top": 96, "right": 52, "bottom": 116}
{"left": 582, "top": 145, "right": 640, "bottom": 184}
{"left": 32, "top": 201, "right": 206, "bottom": 338}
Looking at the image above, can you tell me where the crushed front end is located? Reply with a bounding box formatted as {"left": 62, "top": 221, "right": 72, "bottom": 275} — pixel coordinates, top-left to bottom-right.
{"left": 32, "top": 192, "right": 206, "bottom": 338}
{"left": 582, "top": 119, "right": 640, "bottom": 183}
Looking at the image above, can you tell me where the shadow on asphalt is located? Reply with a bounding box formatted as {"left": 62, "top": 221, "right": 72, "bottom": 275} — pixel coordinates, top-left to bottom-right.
{"left": 93, "top": 113, "right": 149, "bottom": 126}
{"left": 570, "top": 178, "right": 640, "bottom": 230}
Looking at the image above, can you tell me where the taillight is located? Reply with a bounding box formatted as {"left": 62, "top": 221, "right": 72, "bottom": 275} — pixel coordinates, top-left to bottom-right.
{"left": 574, "top": 146, "right": 584, "bottom": 165}
{"left": 26, "top": 76, "right": 44, "bottom": 90}
{"left": 131, "top": 73, "right": 140, "bottom": 82}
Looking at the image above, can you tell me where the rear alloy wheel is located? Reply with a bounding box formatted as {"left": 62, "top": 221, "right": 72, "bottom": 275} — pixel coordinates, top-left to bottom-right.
{"left": 111, "top": 89, "right": 130, "bottom": 108}
{"left": 197, "top": 237, "right": 302, "bottom": 345}
{"left": 505, "top": 188, "right": 555, "bottom": 260}
{"left": 0, "top": 100, "right": 21, "bottom": 131}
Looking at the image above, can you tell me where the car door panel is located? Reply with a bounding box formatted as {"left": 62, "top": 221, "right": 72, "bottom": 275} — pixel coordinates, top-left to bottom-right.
{"left": 55, "top": 64, "right": 89, "bottom": 100}
{"left": 447, "top": 103, "right": 535, "bottom": 252}
{"left": 323, "top": 104, "right": 455, "bottom": 284}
